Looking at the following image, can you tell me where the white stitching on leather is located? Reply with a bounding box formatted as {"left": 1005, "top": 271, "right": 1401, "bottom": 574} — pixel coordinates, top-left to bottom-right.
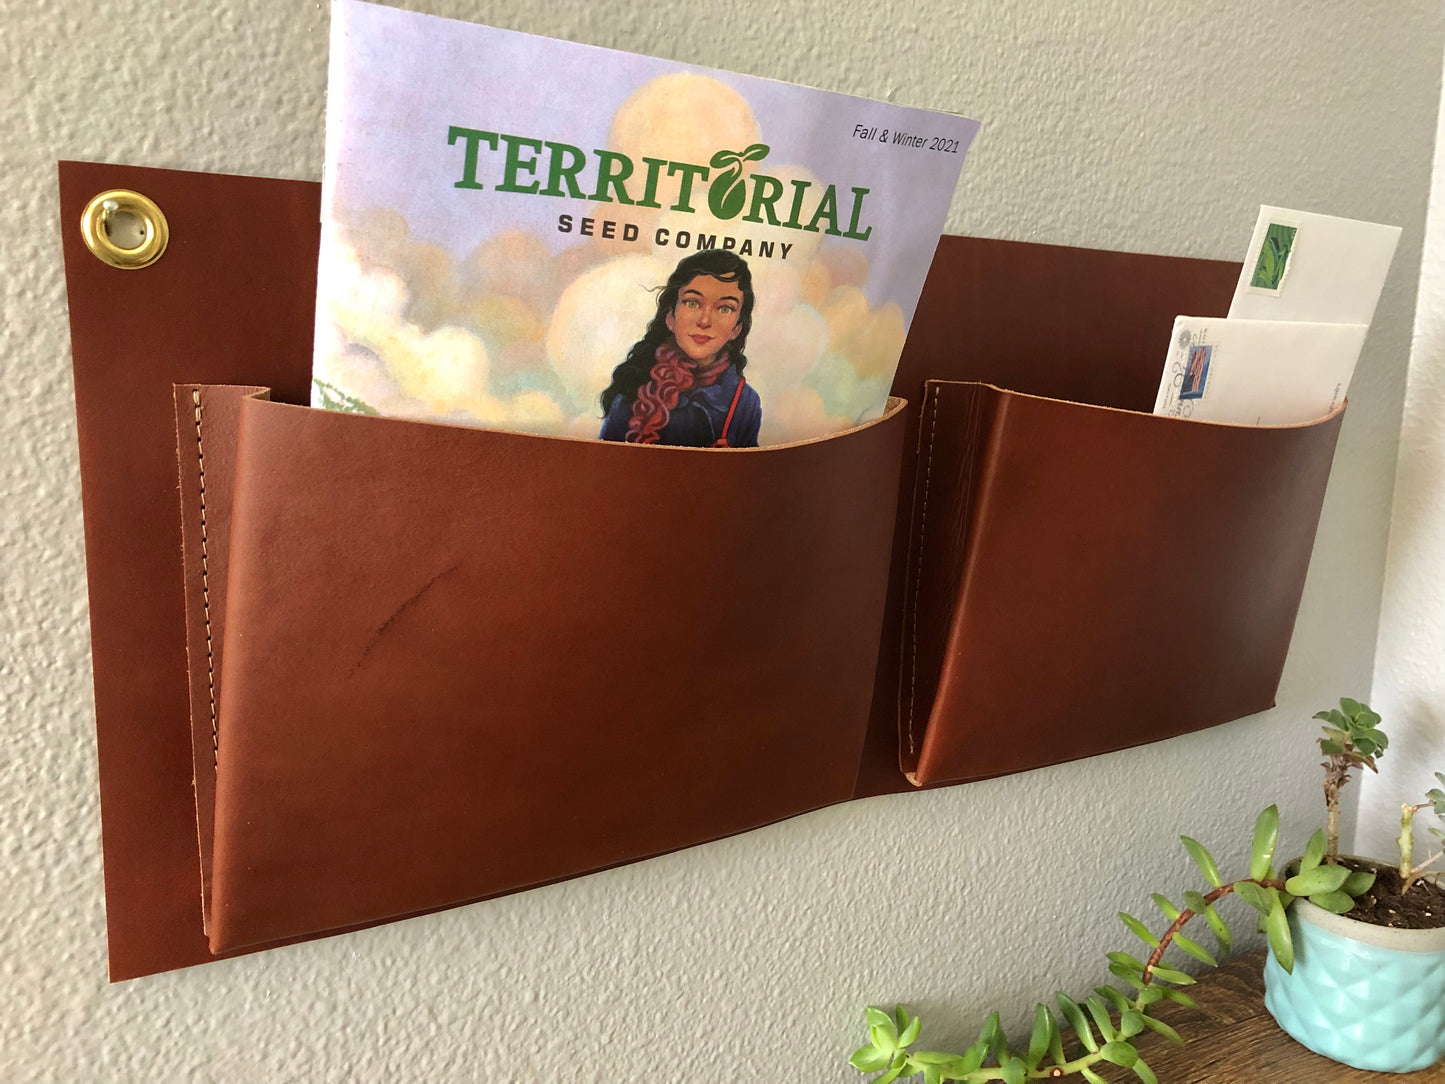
{"left": 192, "top": 389, "right": 218, "bottom": 769}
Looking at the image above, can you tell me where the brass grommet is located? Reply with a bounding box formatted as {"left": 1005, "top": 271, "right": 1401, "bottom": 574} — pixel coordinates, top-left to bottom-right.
{"left": 80, "top": 189, "right": 169, "bottom": 269}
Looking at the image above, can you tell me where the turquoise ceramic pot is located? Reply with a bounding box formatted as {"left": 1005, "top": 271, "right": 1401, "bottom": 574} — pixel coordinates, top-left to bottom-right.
{"left": 1263, "top": 888, "right": 1445, "bottom": 1073}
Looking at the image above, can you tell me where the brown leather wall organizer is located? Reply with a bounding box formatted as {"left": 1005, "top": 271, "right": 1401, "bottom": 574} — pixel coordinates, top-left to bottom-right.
{"left": 60, "top": 161, "right": 1345, "bottom": 978}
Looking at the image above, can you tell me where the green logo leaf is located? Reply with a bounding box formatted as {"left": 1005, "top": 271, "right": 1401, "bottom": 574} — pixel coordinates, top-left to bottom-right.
{"left": 706, "top": 143, "right": 769, "bottom": 219}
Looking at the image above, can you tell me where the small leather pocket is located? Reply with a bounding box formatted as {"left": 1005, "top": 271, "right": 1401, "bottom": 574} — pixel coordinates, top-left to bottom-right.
{"left": 900, "top": 381, "right": 1345, "bottom": 787}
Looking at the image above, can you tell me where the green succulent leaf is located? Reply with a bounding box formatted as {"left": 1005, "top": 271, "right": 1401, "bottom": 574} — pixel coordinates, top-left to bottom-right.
{"left": 980, "top": 1011, "right": 1007, "bottom": 1062}
{"left": 1300, "top": 829, "right": 1327, "bottom": 873}
{"left": 1341, "top": 869, "right": 1376, "bottom": 896}
{"left": 1049, "top": 1019, "right": 1066, "bottom": 1066}
{"left": 1056, "top": 994, "right": 1098, "bottom": 1052}
{"left": 920, "top": 1064, "right": 941, "bottom": 1084}
{"left": 955, "top": 1039, "right": 988, "bottom": 1075}
{"left": 1137, "top": 986, "right": 1165, "bottom": 1006}
{"left": 874, "top": 1059, "right": 906, "bottom": 1084}
{"left": 1425, "top": 778, "right": 1445, "bottom": 815}
{"left": 1235, "top": 880, "right": 1274, "bottom": 914}
{"left": 1149, "top": 965, "right": 1197, "bottom": 986}
{"left": 1132, "top": 1055, "right": 1160, "bottom": 1084}
{"left": 1339, "top": 696, "right": 1363, "bottom": 717}
{"left": 1250, "top": 806, "right": 1280, "bottom": 881}
{"left": 897, "top": 1013, "right": 921, "bottom": 1048}
{"left": 1119, "top": 912, "right": 1161, "bottom": 948}
{"left": 1180, "top": 836, "right": 1223, "bottom": 888}
{"left": 1085, "top": 996, "right": 1119, "bottom": 1041}
{"left": 1151, "top": 894, "right": 1181, "bottom": 922}
{"left": 1264, "top": 897, "right": 1295, "bottom": 974}
{"left": 1139, "top": 1013, "right": 1185, "bottom": 1045}
{"left": 1320, "top": 739, "right": 1344, "bottom": 755}
{"left": 1157, "top": 987, "right": 1197, "bottom": 1009}
{"left": 1172, "top": 932, "right": 1218, "bottom": 967}
{"left": 1118, "top": 1010, "right": 1145, "bottom": 1038}
{"left": 1099, "top": 1041, "right": 1140, "bottom": 1068}
{"left": 1001, "top": 1056, "right": 1026, "bottom": 1084}
{"left": 1313, "top": 708, "right": 1345, "bottom": 726}
{"left": 1193, "top": 898, "right": 1232, "bottom": 953}
{"left": 1209, "top": 909, "right": 1232, "bottom": 944}
{"left": 849, "top": 1044, "right": 890, "bottom": 1072}
{"left": 1025, "top": 1004, "right": 1055, "bottom": 1069}
{"left": 1095, "top": 985, "right": 1131, "bottom": 1012}
{"left": 1109, "top": 962, "right": 1148, "bottom": 990}
{"left": 866, "top": 1007, "right": 896, "bottom": 1033}
{"left": 1079, "top": 1068, "right": 1109, "bottom": 1084}
{"left": 907, "top": 1051, "right": 955, "bottom": 1066}
{"left": 1309, "top": 889, "right": 1356, "bottom": 914}
{"left": 1286, "top": 863, "right": 1351, "bottom": 897}
{"left": 1107, "top": 951, "right": 1147, "bottom": 973}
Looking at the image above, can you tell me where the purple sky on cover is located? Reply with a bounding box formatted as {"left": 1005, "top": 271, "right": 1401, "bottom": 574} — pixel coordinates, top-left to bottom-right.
{"left": 327, "top": 0, "right": 979, "bottom": 318}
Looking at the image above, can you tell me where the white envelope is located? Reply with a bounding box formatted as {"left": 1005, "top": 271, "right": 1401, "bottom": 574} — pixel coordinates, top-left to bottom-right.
{"left": 1154, "top": 316, "right": 1368, "bottom": 426}
{"left": 1228, "top": 206, "right": 1401, "bottom": 325}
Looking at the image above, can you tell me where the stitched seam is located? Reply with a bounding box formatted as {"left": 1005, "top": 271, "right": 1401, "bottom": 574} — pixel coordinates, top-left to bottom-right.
{"left": 907, "top": 385, "right": 942, "bottom": 756}
{"left": 192, "top": 390, "right": 219, "bottom": 770}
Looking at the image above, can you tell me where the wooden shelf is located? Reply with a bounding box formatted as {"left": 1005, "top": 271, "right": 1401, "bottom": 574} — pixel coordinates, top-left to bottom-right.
{"left": 1127, "top": 950, "right": 1444, "bottom": 1082}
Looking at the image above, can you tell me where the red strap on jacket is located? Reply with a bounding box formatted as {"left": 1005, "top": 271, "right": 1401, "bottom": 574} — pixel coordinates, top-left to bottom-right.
{"left": 714, "top": 377, "right": 747, "bottom": 448}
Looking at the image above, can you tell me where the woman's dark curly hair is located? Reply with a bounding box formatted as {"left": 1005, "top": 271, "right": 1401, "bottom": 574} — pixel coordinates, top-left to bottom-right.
{"left": 599, "top": 249, "right": 755, "bottom": 415}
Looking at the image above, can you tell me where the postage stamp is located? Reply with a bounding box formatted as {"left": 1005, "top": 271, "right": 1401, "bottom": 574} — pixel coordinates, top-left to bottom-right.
{"left": 1179, "top": 344, "right": 1212, "bottom": 400}
{"left": 1248, "top": 221, "right": 1298, "bottom": 295}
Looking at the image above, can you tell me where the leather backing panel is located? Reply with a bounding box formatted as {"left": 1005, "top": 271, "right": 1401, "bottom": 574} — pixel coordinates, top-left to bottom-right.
{"left": 60, "top": 161, "right": 317, "bottom": 980}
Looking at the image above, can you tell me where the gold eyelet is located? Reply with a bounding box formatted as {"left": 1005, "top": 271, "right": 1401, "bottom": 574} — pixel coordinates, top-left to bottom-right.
{"left": 80, "top": 189, "right": 169, "bottom": 270}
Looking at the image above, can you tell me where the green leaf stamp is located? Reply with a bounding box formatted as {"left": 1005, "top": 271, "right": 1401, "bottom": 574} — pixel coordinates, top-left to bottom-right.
{"left": 1249, "top": 221, "right": 1297, "bottom": 291}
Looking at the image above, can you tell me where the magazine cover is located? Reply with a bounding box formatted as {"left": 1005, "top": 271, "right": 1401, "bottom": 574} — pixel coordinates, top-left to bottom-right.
{"left": 313, "top": 0, "right": 979, "bottom": 447}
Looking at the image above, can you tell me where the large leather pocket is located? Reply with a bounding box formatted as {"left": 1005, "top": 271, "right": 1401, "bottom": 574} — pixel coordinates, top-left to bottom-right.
{"left": 179, "top": 392, "right": 906, "bottom": 952}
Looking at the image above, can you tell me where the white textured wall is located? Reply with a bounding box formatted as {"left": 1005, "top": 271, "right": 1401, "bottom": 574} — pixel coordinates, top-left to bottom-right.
{"left": 4, "top": 2, "right": 1440, "bottom": 1081}
{"left": 1365, "top": 68, "right": 1445, "bottom": 863}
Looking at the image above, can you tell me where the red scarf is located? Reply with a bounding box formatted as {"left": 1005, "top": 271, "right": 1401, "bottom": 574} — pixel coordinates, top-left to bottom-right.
{"left": 626, "top": 340, "right": 730, "bottom": 444}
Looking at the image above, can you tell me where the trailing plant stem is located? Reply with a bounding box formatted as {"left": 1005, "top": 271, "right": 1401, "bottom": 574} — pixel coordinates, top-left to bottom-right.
{"left": 959, "top": 1051, "right": 1117, "bottom": 1081}
{"left": 946, "top": 878, "right": 1288, "bottom": 1083}
{"left": 1141, "top": 879, "right": 1283, "bottom": 984}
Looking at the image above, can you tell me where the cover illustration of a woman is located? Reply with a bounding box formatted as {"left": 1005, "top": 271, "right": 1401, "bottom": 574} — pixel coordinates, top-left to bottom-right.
{"left": 599, "top": 250, "right": 762, "bottom": 448}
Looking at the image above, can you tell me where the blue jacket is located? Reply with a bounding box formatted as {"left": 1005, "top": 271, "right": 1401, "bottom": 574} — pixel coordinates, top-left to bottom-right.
{"left": 600, "top": 365, "right": 761, "bottom": 448}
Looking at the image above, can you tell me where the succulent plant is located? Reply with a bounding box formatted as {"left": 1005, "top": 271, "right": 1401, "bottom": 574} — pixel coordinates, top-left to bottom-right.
{"left": 1312, "top": 697, "right": 1387, "bottom": 864}
{"left": 847, "top": 807, "right": 1372, "bottom": 1084}
{"left": 1399, "top": 771, "right": 1445, "bottom": 894}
